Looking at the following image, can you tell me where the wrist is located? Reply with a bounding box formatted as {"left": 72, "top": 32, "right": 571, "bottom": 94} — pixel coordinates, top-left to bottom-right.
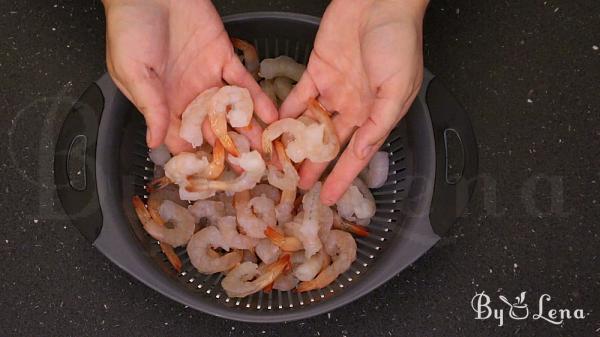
{"left": 102, "top": 0, "right": 171, "bottom": 10}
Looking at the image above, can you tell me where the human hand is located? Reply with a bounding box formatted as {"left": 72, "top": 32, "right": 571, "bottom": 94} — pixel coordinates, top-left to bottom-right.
{"left": 280, "top": 0, "right": 428, "bottom": 205}
{"left": 103, "top": 0, "right": 277, "bottom": 153}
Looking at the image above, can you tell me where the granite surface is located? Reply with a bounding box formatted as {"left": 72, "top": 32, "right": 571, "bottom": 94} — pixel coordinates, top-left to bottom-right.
{"left": 1, "top": 0, "right": 599, "bottom": 336}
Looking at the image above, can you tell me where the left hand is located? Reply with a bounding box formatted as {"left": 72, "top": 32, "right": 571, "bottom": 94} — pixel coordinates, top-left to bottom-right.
{"left": 280, "top": 0, "right": 428, "bottom": 205}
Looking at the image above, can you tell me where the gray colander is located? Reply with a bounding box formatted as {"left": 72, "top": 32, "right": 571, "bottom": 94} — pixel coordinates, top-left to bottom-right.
{"left": 54, "top": 12, "right": 478, "bottom": 322}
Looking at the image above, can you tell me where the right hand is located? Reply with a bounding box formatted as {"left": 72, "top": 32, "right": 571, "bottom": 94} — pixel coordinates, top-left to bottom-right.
{"left": 103, "top": 0, "right": 277, "bottom": 153}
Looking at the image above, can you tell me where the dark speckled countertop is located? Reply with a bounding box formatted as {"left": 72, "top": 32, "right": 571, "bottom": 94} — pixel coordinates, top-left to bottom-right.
{"left": 1, "top": 0, "right": 599, "bottom": 336}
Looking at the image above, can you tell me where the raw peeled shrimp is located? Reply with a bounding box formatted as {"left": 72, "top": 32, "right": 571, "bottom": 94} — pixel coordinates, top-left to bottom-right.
{"left": 164, "top": 152, "right": 208, "bottom": 184}
{"left": 203, "top": 142, "right": 225, "bottom": 179}
{"left": 226, "top": 131, "right": 251, "bottom": 168}
{"left": 293, "top": 250, "right": 328, "bottom": 282}
{"left": 260, "top": 79, "right": 278, "bottom": 105}
{"left": 187, "top": 226, "right": 243, "bottom": 274}
{"left": 188, "top": 200, "right": 224, "bottom": 225}
{"left": 213, "top": 85, "right": 253, "bottom": 128}
{"left": 261, "top": 118, "right": 307, "bottom": 162}
{"left": 217, "top": 216, "right": 257, "bottom": 250}
{"left": 179, "top": 87, "right": 218, "bottom": 148}
{"left": 132, "top": 196, "right": 195, "bottom": 247}
{"left": 157, "top": 200, "right": 196, "bottom": 246}
{"left": 276, "top": 188, "right": 296, "bottom": 226}
{"left": 149, "top": 143, "right": 171, "bottom": 166}
{"left": 298, "top": 182, "right": 324, "bottom": 257}
{"left": 187, "top": 150, "right": 266, "bottom": 194}
{"left": 273, "top": 77, "right": 293, "bottom": 101}
{"left": 243, "top": 249, "right": 258, "bottom": 263}
{"left": 216, "top": 192, "right": 236, "bottom": 216}
{"left": 147, "top": 184, "right": 188, "bottom": 209}
{"left": 267, "top": 141, "right": 299, "bottom": 191}
{"left": 264, "top": 226, "right": 303, "bottom": 252}
{"left": 360, "top": 151, "right": 389, "bottom": 188}
{"left": 262, "top": 100, "right": 339, "bottom": 163}
{"left": 332, "top": 211, "right": 369, "bottom": 237}
{"left": 272, "top": 272, "right": 299, "bottom": 291}
{"left": 208, "top": 88, "right": 240, "bottom": 157}
{"left": 152, "top": 143, "right": 224, "bottom": 196}
{"left": 232, "top": 38, "right": 259, "bottom": 79}
{"left": 162, "top": 152, "right": 217, "bottom": 201}
{"left": 234, "top": 190, "right": 276, "bottom": 239}
{"left": 296, "top": 230, "right": 357, "bottom": 292}
{"left": 255, "top": 238, "right": 280, "bottom": 264}
{"left": 221, "top": 254, "right": 290, "bottom": 298}
{"left": 139, "top": 190, "right": 185, "bottom": 271}
{"left": 259, "top": 56, "right": 305, "bottom": 82}
{"left": 336, "top": 178, "right": 376, "bottom": 222}
{"left": 251, "top": 183, "right": 281, "bottom": 203}
{"left": 318, "top": 204, "right": 334, "bottom": 242}
{"left": 302, "top": 99, "right": 340, "bottom": 163}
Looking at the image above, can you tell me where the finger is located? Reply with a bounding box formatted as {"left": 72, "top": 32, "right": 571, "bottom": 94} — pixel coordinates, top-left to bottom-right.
{"left": 279, "top": 72, "right": 318, "bottom": 119}
{"left": 297, "top": 115, "right": 356, "bottom": 190}
{"left": 320, "top": 134, "right": 386, "bottom": 205}
{"left": 165, "top": 114, "right": 194, "bottom": 154}
{"left": 223, "top": 58, "right": 278, "bottom": 124}
{"left": 122, "top": 66, "right": 170, "bottom": 148}
{"left": 353, "top": 95, "right": 412, "bottom": 160}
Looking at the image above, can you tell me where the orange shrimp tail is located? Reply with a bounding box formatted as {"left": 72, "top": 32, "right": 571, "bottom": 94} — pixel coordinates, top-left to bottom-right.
{"left": 144, "top": 198, "right": 184, "bottom": 272}
{"left": 231, "top": 38, "right": 259, "bottom": 79}
{"left": 296, "top": 280, "right": 318, "bottom": 293}
{"left": 348, "top": 223, "right": 369, "bottom": 237}
{"left": 264, "top": 226, "right": 285, "bottom": 246}
{"left": 160, "top": 243, "right": 183, "bottom": 272}
{"left": 273, "top": 254, "right": 291, "bottom": 272}
{"left": 308, "top": 98, "right": 332, "bottom": 117}
{"left": 333, "top": 220, "right": 370, "bottom": 237}
{"left": 274, "top": 140, "right": 289, "bottom": 165}
{"left": 147, "top": 176, "right": 171, "bottom": 193}
{"left": 263, "top": 281, "right": 274, "bottom": 293}
{"left": 218, "top": 136, "right": 240, "bottom": 157}
{"left": 132, "top": 195, "right": 148, "bottom": 215}
{"left": 205, "top": 142, "right": 225, "bottom": 179}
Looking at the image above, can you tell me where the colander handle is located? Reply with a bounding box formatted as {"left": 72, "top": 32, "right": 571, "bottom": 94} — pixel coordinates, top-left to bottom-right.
{"left": 426, "top": 77, "right": 479, "bottom": 236}
{"left": 54, "top": 83, "right": 104, "bottom": 242}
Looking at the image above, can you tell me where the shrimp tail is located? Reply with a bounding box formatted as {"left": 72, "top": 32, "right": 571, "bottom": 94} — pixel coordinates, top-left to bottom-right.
{"left": 231, "top": 38, "right": 259, "bottom": 79}
{"left": 260, "top": 254, "right": 291, "bottom": 291}
{"left": 308, "top": 98, "right": 332, "bottom": 117}
{"left": 147, "top": 176, "right": 171, "bottom": 193}
{"left": 263, "top": 281, "right": 274, "bottom": 293}
{"left": 264, "top": 226, "right": 285, "bottom": 245}
{"left": 208, "top": 110, "right": 241, "bottom": 157}
{"left": 295, "top": 280, "right": 317, "bottom": 293}
{"left": 217, "top": 136, "right": 241, "bottom": 157}
{"left": 333, "top": 221, "right": 370, "bottom": 237}
{"left": 205, "top": 142, "right": 225, "bottom": 179}
{"left": 160, "top": 243, "right": 183, "bottom": 272}
{"left": 132, "top": 196, "right": 183, "bottom": 272}
{"left": 264, "top": 227, "right": 303, "bottom": 251}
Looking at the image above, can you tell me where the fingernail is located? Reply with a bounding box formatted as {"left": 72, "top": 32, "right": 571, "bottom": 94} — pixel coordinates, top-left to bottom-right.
{"left": 146, "top": 129, "right": 153, "bottom": 146}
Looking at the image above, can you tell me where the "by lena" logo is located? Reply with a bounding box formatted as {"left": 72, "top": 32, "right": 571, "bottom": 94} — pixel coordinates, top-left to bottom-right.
{"left": 471, "top": 291, "right": 587, "bottom": 327}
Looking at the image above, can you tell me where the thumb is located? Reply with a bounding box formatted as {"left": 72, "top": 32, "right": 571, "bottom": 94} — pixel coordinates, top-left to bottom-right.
{"left": 279, "top": 71, "right": 318, "bottom": 119}
{"left": 123, "top": 66, "right": 170, "bottom": 149}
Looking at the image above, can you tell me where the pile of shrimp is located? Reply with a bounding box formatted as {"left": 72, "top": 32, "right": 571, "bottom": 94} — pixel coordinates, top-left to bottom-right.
{"left": 132, "top": 39, "right": 390, "bottom": 298}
